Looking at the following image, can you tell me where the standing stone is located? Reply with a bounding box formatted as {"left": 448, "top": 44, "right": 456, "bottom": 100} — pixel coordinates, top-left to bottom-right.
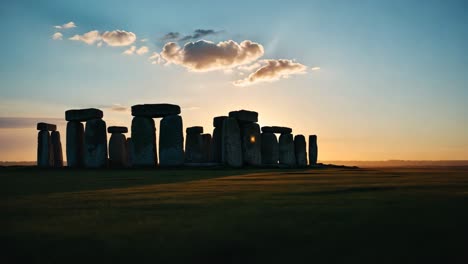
{"left": 84, "top": 118, "right": 108, "bottom": 168}
{"left": 240, "top": 123, "right": 261, "bottom": 166}
{"left": 159, "top": 115, "right": 184, "bottom": 166}
{"left": 261, "top": 133, "right": 279, "bottom": 165}
{"left": 66, "top": 121, "right": 84, "bottom": 168}
{"left": 185, "top": 130, "right": 203, "bottom": 163}
{"left": 126, "top": 138, "right": 134, "bottom": 167}
{"left": 222, "top": 117, "right": 242, "bottom": 167}
{"left": 279, "top": 134, "right": 296, "bottom": 167}
{"left": 37, "top": 130, "right": 53, "bottom": 168}
{"left": 294, "top": 135, "right": 307, "bottom": 167}
{"left": 51, "top": 131, "right": 63, "bottom": 168}
{"left": 109, "top": 133, "right": 127, "bottom": 167}
{"left": 309, "top": 135, "right": 318, "bottom": 165}
{"left": 131, "top": 116, "right": 157, "bottom": 167}
{"left": 201, "top": 134, "right": 212, "bottom": 162}
{"left": 212, "top": 127, "right": 222, "bottom": 163}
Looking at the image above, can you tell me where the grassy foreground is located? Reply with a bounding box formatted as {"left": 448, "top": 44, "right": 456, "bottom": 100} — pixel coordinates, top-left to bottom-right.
{"left": 1, "top": 166, "right": 468, "bottom": 263}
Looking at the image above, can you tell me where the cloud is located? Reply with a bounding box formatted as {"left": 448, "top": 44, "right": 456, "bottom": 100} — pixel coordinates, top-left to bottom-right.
{"left": 109, "top": 104, "right": 128, "bottom": 112}
{"left": 161, "top": 32, "right": 180, "bottom": 41}
{"left": 69, "top": 30, "right": 101, "bottom": 45}
{"left": 237, "top": 62, "right": 261, "bottom": 71}
{"left": 123, "top": 46, "right": 149, "bottom": 55}
{"left": 54, "top": 21, "right": 76, "bottom": 30}
{"left": 101, "top": 30, "right": 136, "bottom": 46}
{"left": 311, "top": 66, "right": 321, "bottom": 71}
{"left": 52, "top": 32, "right": 63, "bottom": 40}
{"left": 160, "top": 40, "right": 264, "bottom": 72}
{"left": 180, "top": 29, "right": 219, "bottom": 41}
{"left": 123, "top": 46, "right": 136, "bottom": 55}
{"left": 233, "top": 59, "right": 307, "bottom": 86}
{"left": 0, "top": 117, "right": 64, "bottom": 129}
{"left": 136, "top": 46, "right": 149, "bottom": 55}
{"left": 148, "top": 52, "right": 164, "bottom": 64}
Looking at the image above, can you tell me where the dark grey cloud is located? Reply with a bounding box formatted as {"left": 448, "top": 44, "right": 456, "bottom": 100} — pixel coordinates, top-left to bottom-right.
{"left": 0, "top": 117, "right": 65, "bottom": 129}
{"left": 161, "top": 32, "right": 180, "bottom": 41}
{"left": 161, "top": 29, "right": 221, "bottom": 42}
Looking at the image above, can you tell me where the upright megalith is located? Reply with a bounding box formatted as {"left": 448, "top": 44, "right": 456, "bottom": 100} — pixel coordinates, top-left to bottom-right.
{"left": 66, "top": 121, "right": 84, "bottom": 168}
{"left": 159, "top": 115, "right": 184, "bottom": 166}
{"left": 131, "top": 116, "right": 157, "bottom": 167}
{"left": 261, "top": 133, "right": 279, "bottom": 165}
{"left": 126, "top": 138, "right": 134, "bottom": 167}
{"left": 309, "top": 135, "right": 318, "bottom": 166}
{"left": 84, "top": 118, "right": 108, "bottom": 168}
{"left": 51, "top": 131, "right": 63, "bottom": 168}
{"left": 108, "top": 126, "right": 128, "bottom": 168}
{"left": 240, "top": 123, "right": 261, "bottom": 166}
{"left": 279, "top": 134, "right": 296, "bottom": 167}
{"left": 294, "top": 135, "right": 307, "bottom": 167}
{"left": 131, "top": 104, "right": 181, "bottom": 118}
{"left": 211, "top": 116, "right": 227, "bottom": 163}
{"left": 185, "top": 126, "right": 203, "bottom": 163}
{"left": 37, "top": 122, "right": 56, "bottom": 168}
{"left": 222, "top": 117, "right": 242, "bottom": 167}
{"left": 201, "top": 133, "right": 212, "bottom": 162}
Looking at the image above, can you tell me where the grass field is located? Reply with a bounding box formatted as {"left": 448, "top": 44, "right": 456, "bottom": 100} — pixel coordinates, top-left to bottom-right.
{"left": 1, "top": 166, "right": 468, "bottom": 263}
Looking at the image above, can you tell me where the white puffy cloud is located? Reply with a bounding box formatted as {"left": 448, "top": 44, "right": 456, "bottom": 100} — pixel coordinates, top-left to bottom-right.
{"left": 52, "top": 32, "right": 63, "bottom": 40}
{"left": 69, "top": 30, "right": 101, "bottom": 45}
{"left": 136, "top": 46, "right": 149, "bottom": 55}
{"left": 311, "top": 66, "right": 321, "bottom": 71}
{"left": 234, "top": 59, "right": 307, "bottom": 86}
{"left": 54, "top": 21, "right": 76, "bottom": 30}
{"left": 160, "top": 40, "right": 264, "bottom": 72}
{"left": 237, "top": 62, "right": 261, "bottom": 71}
{"left": 101, "top": 30, "right": 136, "bottom": 46}
{"left": 123, "top": 46, "right": 136, "bottom": 55}
{"left": 148, "top": 52, "right": 164, "bottom": 64}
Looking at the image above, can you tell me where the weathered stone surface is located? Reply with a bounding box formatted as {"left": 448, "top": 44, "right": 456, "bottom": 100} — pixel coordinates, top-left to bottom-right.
{"left": 201, "top": 134, "right": 212, "bottom": 162}
{"left": 37, "top": 122, "right": 56, "bottom": 131}
{"left": 309, "top": 135, "right": 318, "bottom": 165}
{"left": 222, "top": 117, "right": 242, "bottom": 167}
{"left": 126, "top": 138, "right": 134, "bottom": 167}
{"left": 228, "top": 110, "right": 258, "bottom": 123}
{"left": 109, "top": 133, "right": 127, "bottom": 167}
{"left": 279, "top": 134, "right": 296, "bottom": 167}
{"left": 131, "top": 104, "right": 181, "bottom": 118}
{"left": 294, "top": 135, "right": 307, "bottom": 167}
{"left": 51, "top": 131, "right": 63, "bottom": 168}
{"left": 159, "top": 115, "right": 184, "bottom": 166}
{"left": 107, "top": 126, "right": 128, "bottom": 134}
{"left": 211, "top": 127, "right": 223, "bottom": 163}
{"left": 131, "top": 117, "right": 157, "bottom": 167}
{"left": 66, "top": 121, "right": 84, "bottom": 168}
{"left": 37, "top": 131, "right": 53, "bottom": 168}
{"left": 65, "top": 108, "right": 103, "bottom": 122}
{"left": 213, "top": 116, "right": 228, "bottom": 128}
{"left": 186, "top": 126, "right": 203, "bottom": 134}
{"left": 241, "top": 123, "right": 261, "bottom": 166}
{"left": 84, "top": 118, "right": 108, "bottom": 168}
{"left": 261, "top": 133, "right": 279, "bottom": 165}
{"left": 261, "top": 126, "right": 292, "bottom": 134}
{"left": 185, "top": 133, "right": 203, "bottom": 163}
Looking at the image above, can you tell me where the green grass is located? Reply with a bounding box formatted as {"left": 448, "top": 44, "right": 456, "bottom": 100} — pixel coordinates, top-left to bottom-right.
{"left": 1, "top": 166, "right": 468, "bottom": 263}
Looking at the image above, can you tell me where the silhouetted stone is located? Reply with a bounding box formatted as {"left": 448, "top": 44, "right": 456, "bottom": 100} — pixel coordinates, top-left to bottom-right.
{"left": 261, "top": 126, "right": 292, "bottom": 134}
{"left": 51, "top": 131, "right": 63, "bottom": 168}
{"left": 222, "top": 117, "right": 242, "bottom": 167}
{"left": 229, "top": 110, "right": 258, "bottom": 123}
{"left": 109, "top": 133, "right": 127, "bottom": 167}
{"left": 66, "top": 121, "right": 84, "bottom": 168}
{"left": 213, "top": 116, "right": 228, "bottom": 128}
{"left": 159, "top": 115, "right": 184, "bottom": 166}
{"left": 294, "top": 135, "right": 307, "bottom": 167}
{"left": 241, "top": 123, "right": 261, "bottom": 166}
{"left": 261, "top": 133, "right": 278, "bottom": 165}
{"left": 37, "top": 122, "right": 56, "bottom": 131}
{"left": 84, "top": 118, "right": 108, "bottom": 168}
{"left": 131, "top": 117, "right": 157, "bottom": 167}
{"left": 185, "top": 133, "right": 203, "bottom": 163}
{"left": 37, "top": 130, "right": 53, "bottom": 168}
{"left": 65, "top": 108, "right": 103, "bottom": 122}
{"left": 186, "top": 126, "right": 203, "bottom": 134}
{"left": 309, "top": 135, "right": 318, "bottom": 165}
{"left": 126, "top": 138, "right": 134, "bottom": 167}
{"left": 107, "top": 126, "right": 128, "bottom": 134}
{"left": 131, "top": 104, "right": 181, "bottom": 118}
{"left": 211, "top": 127, "right": 223, "bottom": 163}
{"left": 279, "top": 134, "right": 296, "bottom": 167}
{"left": 201, "top": 133, "right": 212, "bottom": 162}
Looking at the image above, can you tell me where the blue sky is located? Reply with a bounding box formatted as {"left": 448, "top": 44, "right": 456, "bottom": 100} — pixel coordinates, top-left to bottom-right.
{"left": 0, "top": 0, "right": 467, "bottom": 161}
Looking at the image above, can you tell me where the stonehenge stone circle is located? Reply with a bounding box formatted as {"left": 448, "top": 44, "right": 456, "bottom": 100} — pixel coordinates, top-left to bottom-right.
{"left": 222, "top": 117, "right": 242, "bottom": 167}
{"left": 261, "top": 132, "right": 279, "bottom": 165}
{"left": 261, "top": 126, "right": 292, "bottom": 134}
{"left": 51, "top": 131, "right": 64, "bottom": 168}
{"left": 185, "top": 126, "right": 203, "bottom": 163}
{"left": 240, "top": 122, "right": 262, "bottom": 166}
{"left": 37, "top": 130, "right": 53, "bottom": 168}
{"left": 109, "top": 133, "right": 128, "bottom": 167}
{"left": 229, "top": 110, "right": 258, "bottom": 123}
{"left": 84, "top": 118, "right": 108, "bottom": 168}
{"left": 108, "top": 126, "right": 128, "bottom": 134}
{"left": 309, "top": 135, "right": 318, "bottom": 165}
{"left": 66, "top": 121, "right": 84, "bottom": 168}
{"left": 131, "top": 104, "right": 181, "bottom": 118}
{"left": 37, "top": 122, "right": 56, "bottom": 131}
{"left": 294, "top": 135, "right": 307, "bottom": 167}
{"left": 159, "top": 114, "right": 184, "bottom": 166}
{"left": 279, "top": 134, "right": 296, "bottom": 167}
{"left": 131, "top": 116, "right": 157, "bottom": 167}
{"left": 201, "top": 133, "right": 212, "bottom": 162}
{"left": 65, "top": 108, "right": 103, "bottom": 122}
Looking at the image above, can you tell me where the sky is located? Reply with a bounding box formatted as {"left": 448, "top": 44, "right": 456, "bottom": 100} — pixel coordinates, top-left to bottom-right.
{"left": 0, "top": 0, "right": 467, "bottom": 161}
